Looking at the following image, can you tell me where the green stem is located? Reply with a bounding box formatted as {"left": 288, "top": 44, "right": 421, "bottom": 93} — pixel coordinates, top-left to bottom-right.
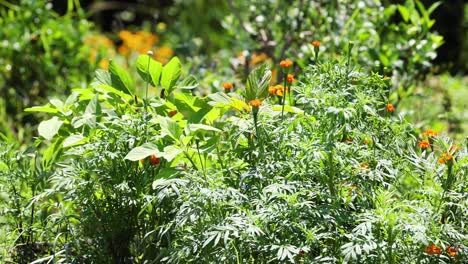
{"left": 281, "top": 74, "right": 287, "bottom": 119}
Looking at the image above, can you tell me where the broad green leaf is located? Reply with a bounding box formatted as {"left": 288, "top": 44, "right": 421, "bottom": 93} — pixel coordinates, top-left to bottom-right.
{"left": 91, "top": 69, "right": 112, "bottom": 87}
{"left": 109, "top": 60, "right": 135, "bottom": 95}
{"left": 38, "top": 116, "right": 63, "bottom": 140}
{"left": 161, "top": 57, "right": 182, "bottom": 93}
{"left": 94, "top": 84, "right": 132, "bottom": 102}
{"left": 208, "top": 92, "right": 233, "bottom": 106}
{"left": 85, "top": 95, "right": 101, "bottom": 116}
{"left": 124, "top": 143, "right": 159, "bottom": 161}
{"left": 136, "top": 54, "right": 162, "bottom": 86}
{"left": 176, "top": 75, "right": 198, "bottom": 90}
{"left": 161, "top": 145, "right": 183, "bottom": 162}
{"left": 63, "top": 134, "right": 85, "bottom": 148}
{"left": 157, "top": 116, "right": 182, "bottom": 142}
{"left": 245, "top": 64, "right": 272, "bottom": 101}
{"left": 50, "top": 98, "right": 63, "bottom": 109}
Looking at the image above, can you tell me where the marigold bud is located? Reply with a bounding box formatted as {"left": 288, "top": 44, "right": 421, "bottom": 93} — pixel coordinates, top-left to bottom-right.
{"left": 386, "top": 103, "right": 395, "bottom": 113}
{"left": 249, "top": 99, "right": 262, "bottom": 107}
{"left": 312, "top": 40, "right": 321, "bottom": 48}
{"left": 223, "top": 83, "right": 234, "bottom": 90}
{"left": 279, "top": 59, "right": 293, "bottom": 69}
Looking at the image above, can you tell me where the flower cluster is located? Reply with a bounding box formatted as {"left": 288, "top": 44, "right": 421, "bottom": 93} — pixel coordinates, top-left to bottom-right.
{"left": 269, "top": 85, "right": 288, "bottom": 97}
{"left": 418, "top": 139, "right": 431, "bottom": 149}
{"left": 84, "top": 34, "right": 115, "bottom": 69}
{"left": 118, "top": 30, "right": 159, "bottom": 56}
{"left": 117, "top": 30, "right": 174, "bottom": 63}
{"left": 425, "top": 244, "right": 442, "bottom": 255}
{"left": 438, "top": 144, "right": 460, "bottom": 164}
{"left": 279, "top": 59, "right": 293, "bottom": 69}
{"left": 421, "top": 128, "right": 439, "bottom": 138}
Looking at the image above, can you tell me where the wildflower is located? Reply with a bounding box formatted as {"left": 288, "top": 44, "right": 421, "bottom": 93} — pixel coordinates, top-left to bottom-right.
{"left": 386, "top": 103, "right": 395, "bottom": 113}
{"left": 249, "top": 99, "right": 262, "bottom": 108}
{"left": 421, "top": 129, "right": 439, "bottom": 138}
{"left": 439, "top": 152, "right": 454, "bottom": 164}
{"left": 312, "top": 40, "right": 321, "bottom": 48}
{"left": 446, "top": 245, "right": 459, "bottom": 257}
{"left": 286, "top": 74, "right": 295, "bottom": 83}
{"left": 425, "top": 244, "right": 442, "bottom": 255}
{"left": 150, "top": 154, "right": 161, "bottom": 166}
{"left": 223, "top": 83, "right": 234, "bottom": 91}
{"left": 268, "top": 86, "right": 277, "bottom": 95}
{"left": 418, "top": 140, "right": 431, "bottom": 149}
{"left": 279, "top": 59, "right": 293, "bottom": 69}
{"left": 269, "top": 85, "right": 286, "bottom": 97}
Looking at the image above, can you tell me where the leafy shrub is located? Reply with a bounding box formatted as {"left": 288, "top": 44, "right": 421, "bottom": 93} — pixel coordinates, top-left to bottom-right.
{"left": 20, "top": 51, "right": 466, "bottom": 263}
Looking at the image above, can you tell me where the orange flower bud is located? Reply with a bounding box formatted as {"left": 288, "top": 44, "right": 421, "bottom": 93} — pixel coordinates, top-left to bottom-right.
{"left": 249, "top": 99, "right": 262, "bottom": 107}
{"left": 386, "top": 103, "right": 395, "bottom": 113}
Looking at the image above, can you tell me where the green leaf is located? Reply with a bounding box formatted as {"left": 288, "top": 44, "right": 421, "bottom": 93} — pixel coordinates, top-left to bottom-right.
{"left": 63, "top": 134, "right": 86, "bottom": 148}
{"left": 397, "top": 5, "right": 409, "bottom": 22}
{"left": 38, "top": 116, "right": 63, "bottom": 140}
{"left": 136, "top": 54, "right": 163, "bottom": 86}
{"left": 245, "top": 64, "right": 272, "bottom": 102}
{"left": 109, "top": 60, "right": 135, "bottom": 95}
{"left": 91, "top": 69, "right": 112, "bottom": 87}
{"left": 161, "top": 56, "right": 182, "bottom": 94}
{"left": 187, "top": 124, "right": 221, "bottom": 133}
{"left": 85, "top": 94, "right": 101, "bottom": 116}
{"left": 24, "top": 105, "right": 59, "bottom": 114}
{"left": 161, "top": 145, "right": 183, "bottom": 162}
{"left": 176, "top": 75, "right": 198, "bottom": 90}
{"left": 157, "top": 116, "right": 182, "bottom": 142}
{"left": 124, "top": 143, "right": 159, "bottom": 161}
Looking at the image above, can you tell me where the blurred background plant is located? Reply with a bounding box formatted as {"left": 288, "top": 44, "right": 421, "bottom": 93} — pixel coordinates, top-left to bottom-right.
{"left": 0, "top": 0, "right": 97, "bottom": 143}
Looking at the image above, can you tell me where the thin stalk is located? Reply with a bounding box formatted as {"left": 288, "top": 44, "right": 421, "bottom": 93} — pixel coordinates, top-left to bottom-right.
{"left": 144, "top": 52, "right": 152, "bottom": 139}
{"left": 195, "top": 139, "right": 205, "bottom": 172}
{"left": 281, "top": 75, "right": 287, "bottom": 119}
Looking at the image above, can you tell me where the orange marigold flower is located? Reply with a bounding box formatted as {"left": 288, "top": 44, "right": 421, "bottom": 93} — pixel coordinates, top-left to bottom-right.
{"left": 425, "top": 244, "right": 442, "bottom": 255}
{"left": 438, "top": 157, "right": 446, "bottom": 164}
{"left": 312, "top": 40, "right": 321, "bottom": 47}
{"left": 268, "top": 86, "right": 277, "bottom": 95}
{"left": 418, "top": 140, "right": 431, "bottom": 149}
{"left": 279, "top": 59, "right": 293, "bottom": 69}
{"left": 446, "top": 245, "right": 459, "bottom": 257}
{"left": 287, "top": 74, "right": 295, "bottom": 83}
{"left": 276, "top": 88, "right": 284, "bottom": 97}
{"left": 421, "top": 129, "right": 439, "bottom": 138}
{"left": 249, "top": 99, "right": 262, "bottom": 107}
{"left": 223, "top": 83, "right": 234, "bottom": 90}
{"left": 386, "top": 103, "right": 395, "bottom": 113}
